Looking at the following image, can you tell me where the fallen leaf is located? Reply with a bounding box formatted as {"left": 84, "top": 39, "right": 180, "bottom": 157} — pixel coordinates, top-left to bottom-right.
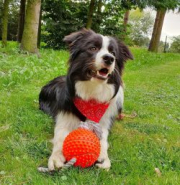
{"left": 155, "top": 168, "right": 161, "bottom": 177}
{"left": 0, "top": 125, "right": 10, "bottom": 132}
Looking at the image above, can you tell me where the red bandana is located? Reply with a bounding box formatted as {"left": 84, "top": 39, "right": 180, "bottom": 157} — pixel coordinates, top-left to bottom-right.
{"left": 73, "top": 97, "right": 110, "bottom": 123}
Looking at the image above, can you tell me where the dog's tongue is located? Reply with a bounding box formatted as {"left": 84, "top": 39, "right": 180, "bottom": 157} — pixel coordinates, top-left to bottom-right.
{"left": 74, "top": 97, "right": 110, "bottom": 123}
{"left": 99, "top": 68, "right": 108, "bottom": 76}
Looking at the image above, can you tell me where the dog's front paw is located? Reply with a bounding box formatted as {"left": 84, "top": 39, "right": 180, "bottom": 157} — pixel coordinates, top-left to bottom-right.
{"left": 96, "top": 157, "right": 111, "bottom": 170}
{"left": 48, "top": 153, "right": 65, "bottom": 171}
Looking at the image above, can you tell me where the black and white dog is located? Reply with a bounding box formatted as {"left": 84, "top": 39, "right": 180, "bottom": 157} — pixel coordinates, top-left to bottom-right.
{"left": 39, "top": 29, "right": 133, "bottom": 170}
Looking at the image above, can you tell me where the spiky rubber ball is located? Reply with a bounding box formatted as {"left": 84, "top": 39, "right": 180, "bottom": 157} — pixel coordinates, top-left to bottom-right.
{"left": 62, "top": 128, "right": 100, "bottom": 168}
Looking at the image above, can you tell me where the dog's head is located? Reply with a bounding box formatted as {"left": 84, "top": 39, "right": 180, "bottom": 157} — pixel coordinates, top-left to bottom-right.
{"left": 64, "top": 29, "right": 133, "bottom": 97}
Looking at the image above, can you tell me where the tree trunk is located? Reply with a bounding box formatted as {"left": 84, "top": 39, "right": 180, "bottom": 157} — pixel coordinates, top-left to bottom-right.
{"left": 17, "top": 0, "right": 26, "bottom": 43}
{"left": 21, "top": 0, "right": 41, "bottom": 53}
{"left": 123, "top": 10, "right": 130, "bottom": 33}
{"left": 121, "top": 10, "right": 130, "bottom": 40}
{"left": 2, "top": 0, "right": 10, "bottom": 47}
{"left": 96, "top": 0, "right": 102, "bottom": 24}
{"left": 148, "top": 9, "right": 166, "bottom": 52}
{"left": 97, "top": 0, "right": 102, "bottom": 14}
{"left": 86, "top": 0, "right": 96, "bottom": 29}
{"left": 37, "top": 1, "right": 42, "bottom": 48}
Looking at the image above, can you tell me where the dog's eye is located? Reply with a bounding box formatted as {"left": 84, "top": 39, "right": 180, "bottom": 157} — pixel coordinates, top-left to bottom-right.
{"left": 89, "top": 47, "right": 98, "bottom": 51}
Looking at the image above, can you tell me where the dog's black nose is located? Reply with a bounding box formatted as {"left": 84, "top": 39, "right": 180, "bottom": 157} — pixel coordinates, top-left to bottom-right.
{"left": 103, "top": 54, "right": 114, "bottom": 65}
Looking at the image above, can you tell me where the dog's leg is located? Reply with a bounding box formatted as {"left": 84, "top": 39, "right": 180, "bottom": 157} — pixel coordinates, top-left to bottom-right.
{"left": 96, "top": 89, "right": 123, "bottom": 170}
{"left": 48, "top": 113, "right": 80, "bottom": 171}
{"left": 48, "top": 128, "right": 69, "bottom": 170}
{"left": 96, "top": 127, "right": 111, "bottom": 170}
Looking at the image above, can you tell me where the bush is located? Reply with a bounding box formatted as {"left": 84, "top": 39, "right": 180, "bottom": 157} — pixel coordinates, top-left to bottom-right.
{"left": 42, "top": 0, "right": 88, "bottom": 49}
{"left": 42, "top": 0, "right": 126, "bottom": 49}
{"left": 169, "top": 35, "right": 180, "bottom": 53}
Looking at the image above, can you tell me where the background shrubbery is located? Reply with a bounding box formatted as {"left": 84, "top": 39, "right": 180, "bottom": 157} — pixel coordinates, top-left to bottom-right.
{"left": 1, "top": 0, "right": 180, "bottom": 52}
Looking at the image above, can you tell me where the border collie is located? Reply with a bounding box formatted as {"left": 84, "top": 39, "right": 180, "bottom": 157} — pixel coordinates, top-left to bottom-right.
{"left": 39, "top": 29, "right": 133, "bottom": 170}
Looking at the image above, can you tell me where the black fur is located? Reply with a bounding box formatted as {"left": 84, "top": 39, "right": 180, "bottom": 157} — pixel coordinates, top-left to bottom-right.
{"left": 39, "top": 76, "right": 86, "bottom": 121}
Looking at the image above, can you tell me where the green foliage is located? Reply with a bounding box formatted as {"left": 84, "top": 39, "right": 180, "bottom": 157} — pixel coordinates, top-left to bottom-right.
{"left": 42, "top": 0, "right": 128, "bottom": 49}
{"left": 0, "top": 43, "right": 180, "bottom": 184}
{"left": 120, "top": 0, "right": 147, "bottom": 9}
{"left": 92, "top": 0, "right": 149, "bottom": 39}
{"left": 169, "top": 35, "right": 180, "bottom": 53}
{"left": 129, "top": 9, "right": 154, "bottom": 47}
{"left": 147, "top": 0, "right": 180, "bottom": 10}
{"left": 8, "top": 0, "right": 19, "bottom": 40}
{"left": 0, "top": 0, "right": 19, "bottom": 41}
{"left": 42, "top": 0, "right": 88, "bottom": 49}
{"left": 158, "top": 40, "right": 169, "bottom": 53}
{"left": 0, "top": 0, "right": 3, "bottom": 23}
{"left": 92, "top": 1, "right": 124, "bottom": 38}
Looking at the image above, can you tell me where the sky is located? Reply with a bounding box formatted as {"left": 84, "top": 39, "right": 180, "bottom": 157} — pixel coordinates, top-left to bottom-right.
{"left": 146, "top": 9, "right": 180, "bottom": 42}
{"left": 162, "top": 10, "right": 180, "bottom": 41}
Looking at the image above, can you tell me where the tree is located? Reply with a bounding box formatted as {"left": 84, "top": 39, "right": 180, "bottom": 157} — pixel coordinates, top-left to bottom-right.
{"left": 86, "top": 0, "right": 96, "bottom": 29}
{"left": 42, "top": 0, "right": 88, "bottom": 49}
{"left": 0, "top": 0, "right": 19, "bottom": 41}
{"left": 92, "top": 0, "right": 125, "bottom": 37}
{"left": 123, "top": 10, "right": 130, "bottom": 34}
{"left": 148, "top": 0, "right": 180, "bottom": 52}
{"left": 21, "top": 0, "right": 41, "bottom": 53}
{"left": 129, "top": 9, "right": 154, "bottom": 47}
{"left": 148, "top": 9, "right": 166, "bottom": 52}
{"left": 1, "top": 0, "right": 10, "bottom": 47}
{"left": 169, "top": 35, "right": 180, "bottom": 53}
{"left": 41, "top": 0, "right": 148, "bottom": 49}
{"left": 96, "top": 0, "right": 103, "bottom": 25}
{"left": 120, "top": 0, "right": 148, "bottom": 40}
{"left": 37, "top": 0, "right": 42, "bottom": 48}
{"left": 17, "top": 0, "right": 26, "bottom": 43}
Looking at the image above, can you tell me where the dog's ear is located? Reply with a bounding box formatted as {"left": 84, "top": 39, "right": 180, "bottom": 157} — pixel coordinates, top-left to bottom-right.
{"left": 118, "top": 41, "right": 133, "bottom": 62}
{"left": 63, "top": 28, "right": 94, "bottom": 47}
{"left": 115, "top": 40, "right": 133, "bottom": 75}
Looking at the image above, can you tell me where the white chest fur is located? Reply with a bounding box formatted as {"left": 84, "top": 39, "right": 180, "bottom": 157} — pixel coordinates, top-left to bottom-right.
{"left": 75, "top": 80, "right": 115, "bottom": 103}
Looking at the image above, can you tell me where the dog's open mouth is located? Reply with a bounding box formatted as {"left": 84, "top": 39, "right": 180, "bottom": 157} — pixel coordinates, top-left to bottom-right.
{"left": 97, "top": 68, "right": 109, "bottom": 80}
{"left": 89, "top": 68, "right": 110, "bottom": 80}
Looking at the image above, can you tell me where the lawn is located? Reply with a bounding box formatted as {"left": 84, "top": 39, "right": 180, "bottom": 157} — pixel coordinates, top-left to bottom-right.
{"left": 0, "top": 42, "right": 180, "bottom": 185}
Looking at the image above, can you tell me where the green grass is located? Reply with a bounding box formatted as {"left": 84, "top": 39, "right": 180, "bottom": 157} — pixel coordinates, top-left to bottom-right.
{"left": 0, "top": 42, "right": 180, "bottom": 185}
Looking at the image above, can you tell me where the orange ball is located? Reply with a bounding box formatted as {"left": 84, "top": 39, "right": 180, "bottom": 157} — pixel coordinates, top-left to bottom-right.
{"left": 62, "top": 128, "right": 100, "bottom": 168}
